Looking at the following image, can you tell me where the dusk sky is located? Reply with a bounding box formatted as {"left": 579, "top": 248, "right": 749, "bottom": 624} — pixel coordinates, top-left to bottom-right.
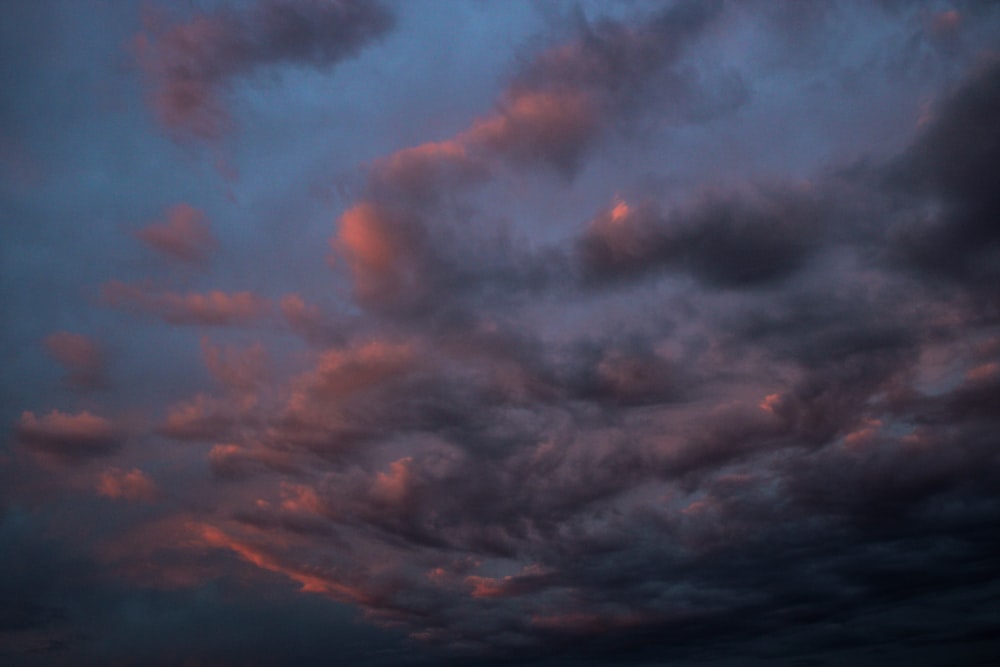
{"left": 2, "top": 1, "right": 1000, "bottom": 665}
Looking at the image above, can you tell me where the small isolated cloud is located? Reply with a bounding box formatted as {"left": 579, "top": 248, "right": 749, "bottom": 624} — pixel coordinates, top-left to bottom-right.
{"left": 97, "top": 467, "right": 157, "bottom": 502}
{"left": 43, "top": 331, "right": 107, "bottom": 389}
{"left": 103, "top": 281, "right": 269, "bottom": 326}
{"left": 16, "top": 409, "right": 120, "bottom": 461}
{"left": 135, "top": 203, "right": 217, "bottom": 264}
{"left": 135, "top": 0, "right": 395, "bottom": 139}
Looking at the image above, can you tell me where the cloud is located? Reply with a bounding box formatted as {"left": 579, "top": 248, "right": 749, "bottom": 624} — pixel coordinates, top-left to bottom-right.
{"left": 15, "top": 410, "right": 120, "bottom": 461}
{"left": 279, "top": 294, "right": 344, "bottom": 345}
{"left": 159, "top": 394, "right": 239, "bottom": 443}
{"left": 96, "top": 467, "right": 157, "bottom": 502}
{"left": 7, "top": 3, "right": 1000, "bottom": 665}
{"left": 465, "top": 88, "right": 599, "bottom": 176}
{"left": 103, "top": 281, "right": 269, "bottom": 326}
{"left": 888, "top": 58, "right": 1000, "bottom": 291}
{"left": 332, "top": 202, "right": 427, "bottom": 308}
{"left": 166, "top": 55, "right": 1000, "bottom": 655}
{"left": 201, "top": 338, "right": 268, "bottom": 393}
{"left": 329, "top": 0, "right": 733, "bottom": 313}
{"left": 136, "top": 0, "right": 395, "bottom": 139}
{"left": 578, "top": 185, "right": 820, "bottom": 288}
{"left": 43, "top": 331, "right": 107, "bottom": 390}
{"left": 134, "top": 203, "right": 217, "bottom": 264}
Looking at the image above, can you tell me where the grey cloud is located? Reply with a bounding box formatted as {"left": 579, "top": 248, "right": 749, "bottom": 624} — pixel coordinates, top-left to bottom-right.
{"left": 888, "top": 58, "right": 1000, "bottom": 291}
{"left": 579, "top": 186, "right": 820, "bottom": 289}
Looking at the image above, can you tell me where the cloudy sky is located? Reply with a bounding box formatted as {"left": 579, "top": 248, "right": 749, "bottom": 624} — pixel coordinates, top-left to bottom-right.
{"left": 2, "top": 1, "right": 1000, "bottom": 665}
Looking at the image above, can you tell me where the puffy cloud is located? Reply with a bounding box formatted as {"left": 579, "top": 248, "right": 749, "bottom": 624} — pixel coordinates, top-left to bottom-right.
{"left": 96, "top": 467, "right": 157, "bottom": 502}
{"left": 136, "top": 0, "right": 395, "bottom": 139}
{"left": 103, "top": 281, "right": 269, "bottom": 326}
{"left": 43, "top": 331, "right": 107, "bottom": 389}
{"left": 134, "top": 203, "right": 217, "bottom": 264}
{"left": 332, "top": 202, "right": 426, "bottom": 307}
{"left": 16, "top": 410, "right": 120, "bottom": 461}
{"left": 329, "top": 0, "right": 733, "bottom": 312}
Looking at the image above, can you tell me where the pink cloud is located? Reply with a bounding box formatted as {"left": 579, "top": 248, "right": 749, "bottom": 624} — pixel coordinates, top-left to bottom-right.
{"left": 327, "top": 4, "right": 728, "bottom": 307}
{"left": 370, "top": 457, "right": 413, "bottom": 504}
{"left": 16, "top": 409, "right": 120, "bottom": 460}
{"left": 135, "top": 203, "right": 217, "bottom": 264}
{"left": 368, "top": 139, "right": 490, "bottom": 201}
{"left": 300, "top": 339, "right": 417, "bottom": 399}
{"left": 201, "top": 338, "right": 268, "bottom": 393}
{"left": 208, "top": 443, "right": 300, "bottom": 479}
{"left": 192, "top": 522, "right": 375, "bottom": 603}
{"left": 160, "top": 394, "right": 236, "bottom": 442}
{"left": 331, "top": 203, "right": 423, "bottom": 306}
{"left": 279, "top": 294, "right": 340, "bottom": 344}
{"left": 97, "top": 467, "right": 158, "bottom": 502}
{"left": 43, "top": 331, "right": 106, "bottom": 389}
{"left": 135, "top": 0, "right": 394, "bottom": 139}
{"left": 103, "top": 281, "right": 269, "bottom": 326}
{"left": 465, "top": 89, "right": 599, "bottom": 175}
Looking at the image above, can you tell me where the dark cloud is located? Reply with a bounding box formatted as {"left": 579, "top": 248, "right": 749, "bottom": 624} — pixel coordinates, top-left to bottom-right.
{"left": 888, "top": 58, "right": 1000, "bottom": 291}
{"left": 5, "top": 2, "right": 1000, "bottom": 666}
{"left": 15, "top": 410, "right": 120, "bottom": 461}
{"left": 579, "top": 186, "right": 820, "bottom": 288}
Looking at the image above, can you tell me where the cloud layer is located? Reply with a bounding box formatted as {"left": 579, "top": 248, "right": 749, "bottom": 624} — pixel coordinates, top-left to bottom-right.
{"left": 3, "top": 1, "right": 1000, "bottom": 666}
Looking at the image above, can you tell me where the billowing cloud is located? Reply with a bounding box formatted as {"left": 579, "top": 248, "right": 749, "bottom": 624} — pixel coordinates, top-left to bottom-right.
{"left": 136, "top": 0, "right": 395, "bottom": 138}
{"left": 5, "top": 2, "right": 1000, "bottom": 666}
{"left": 280, "top": 293, "right": 344, "bottom": 345}
{"left": 135, "top": 203, "right": 217, "bottom": 264}
{"left": 330, "top": 0, "right": 734, "bottom": 312}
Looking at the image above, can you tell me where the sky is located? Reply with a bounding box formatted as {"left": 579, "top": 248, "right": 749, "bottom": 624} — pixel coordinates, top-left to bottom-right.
{"left": 2, "top": 1, "right": 1000, "bottom": 665}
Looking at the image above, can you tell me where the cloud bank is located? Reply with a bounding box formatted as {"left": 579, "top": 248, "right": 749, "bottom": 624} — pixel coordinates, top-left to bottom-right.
{"left": 3, "top": 2, "right": 1000, "bottom": 666}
